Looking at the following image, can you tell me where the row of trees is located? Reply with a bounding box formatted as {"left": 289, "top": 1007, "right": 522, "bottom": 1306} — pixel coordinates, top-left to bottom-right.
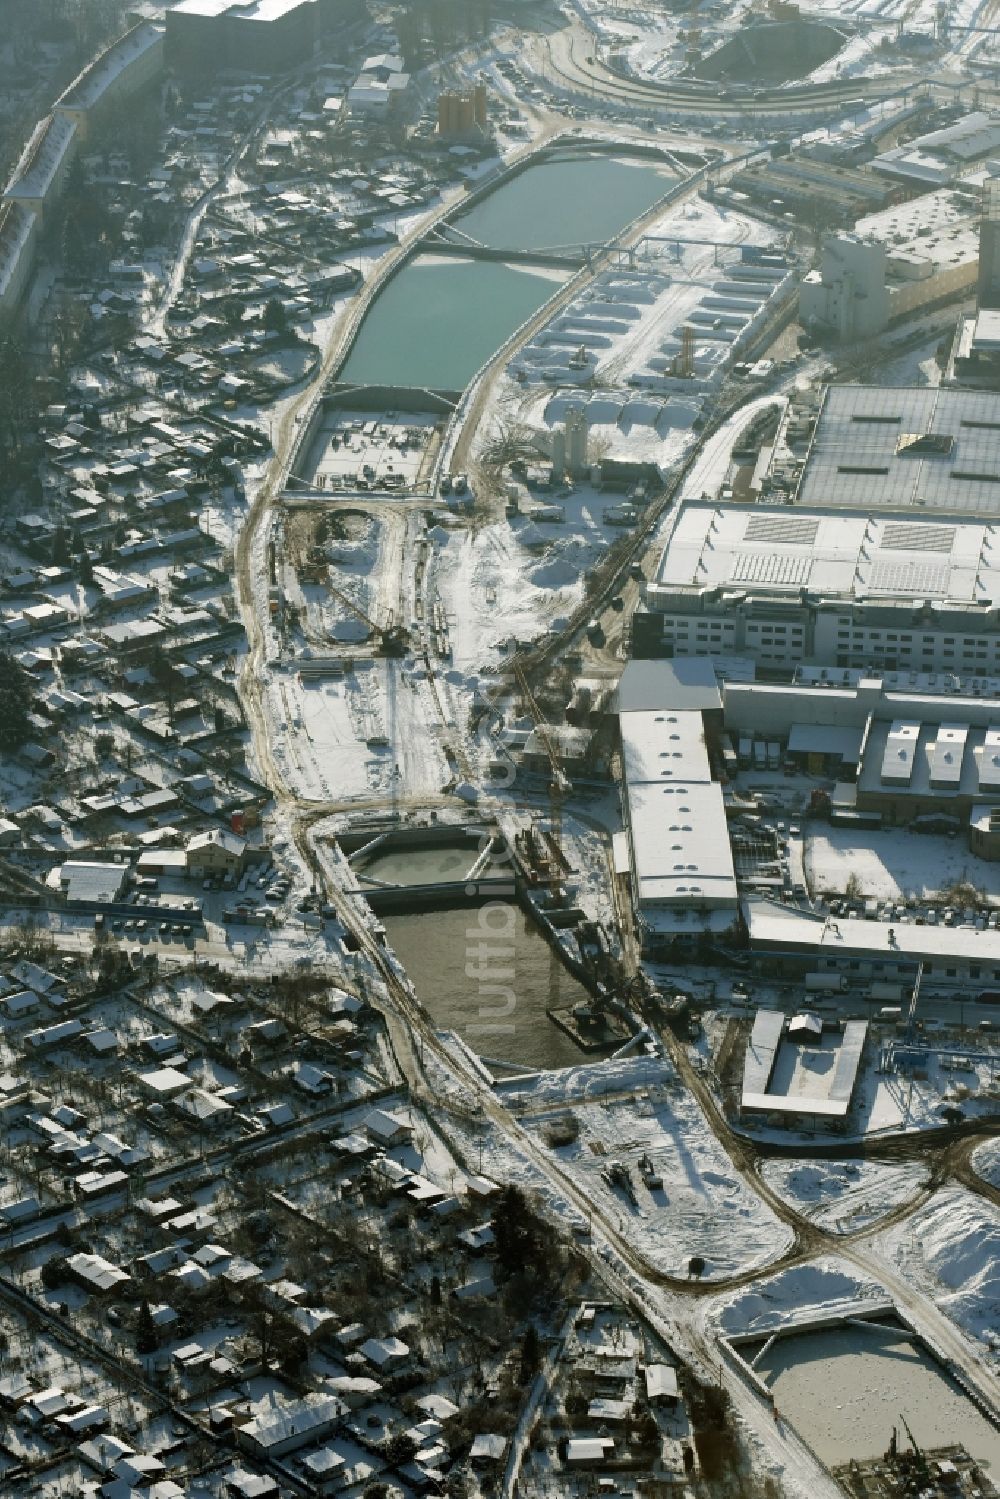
{"left": 0, "top": 649, "right": 33, "bottom": 751}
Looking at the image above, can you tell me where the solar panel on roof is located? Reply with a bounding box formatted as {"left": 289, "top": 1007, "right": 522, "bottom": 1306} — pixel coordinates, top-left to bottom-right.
{"left": 743, "top": 515, "right": 819, "bottom": 545}
{"left": 880, "top": 522, "right": 955, "bottom": 553}
{"left": 730, "top": 554, "right": 813, "bottom": 586}
{"left": 868, "top": 560, "right": 950, "bottom": 594}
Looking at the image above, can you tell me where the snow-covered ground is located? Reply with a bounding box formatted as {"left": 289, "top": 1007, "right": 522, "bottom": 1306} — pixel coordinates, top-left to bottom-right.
{"left": 761, "top": 1158, "right": 929, "bottom": 1233}
{"left": 260, "top": 661, "right": 452, "bottom": 804}
{"left": 712, "top": 1257, "right": 886, "bottom": 1336}
{"left": 507, "top": 1057, "right": 794, "bottom": 1280}
{"left": 877, "top": 1186, "right": 1000, "bottom": 1362}
{"left": 805, "top": 824, "right": 1000, "bottom": 904}
{"left": 972, "top": 1138, "right": 1000, "bottom": 1189}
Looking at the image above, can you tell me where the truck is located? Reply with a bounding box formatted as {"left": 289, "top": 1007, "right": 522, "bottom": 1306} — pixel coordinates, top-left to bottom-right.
{"left": 804, "top": 972, "right": 847, "bottom": 995}
{"left": 869, "top": 981, "right": 905, "bottom": 1005}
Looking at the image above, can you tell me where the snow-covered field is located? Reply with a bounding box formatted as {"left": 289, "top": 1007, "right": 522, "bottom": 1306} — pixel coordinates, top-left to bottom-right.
{"left": 260, "top": 662, "right": 452, "bottom": 803}
{"left": 761, "top": 1158, "right": 929, "bottom": 1233}
{"left": 878, "top": 1186, "right": 1000, "bottom": 1361}
{"left": 514, "top": 1063, "right": 794, "bottom": 1280}
{"left": 805, "top": 825, "right": 1000, "bottom": 903}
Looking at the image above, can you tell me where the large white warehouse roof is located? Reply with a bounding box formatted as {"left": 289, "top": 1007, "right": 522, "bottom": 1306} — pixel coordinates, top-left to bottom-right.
{"left": 652, "top": 499, "right": 1000, "bottom": 606}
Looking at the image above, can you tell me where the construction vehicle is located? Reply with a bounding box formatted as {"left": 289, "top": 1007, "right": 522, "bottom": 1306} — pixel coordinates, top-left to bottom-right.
{"left": 603, "top": 1160, "right": 638, "bottom": 1207}
{"left": 638, "top": 1153, "right": 662, "bottom": 1190}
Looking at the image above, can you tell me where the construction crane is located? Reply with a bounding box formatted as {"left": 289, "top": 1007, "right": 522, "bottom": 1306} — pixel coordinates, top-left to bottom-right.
{"left": 320, "top": 567, "right": 408, "bottom": 656}
{"left": 684, "top": 0, "right": 702, "bottom": 68}
{"left": 898, "top": 1413, "right": 929, "bottom": 1481}
{"left": 514, "top": 659, "right": 571, "bottom": 875}
{"left": 514, "top": 661, "right": 573, "bottom": 1009}
{"left": 903, "top": 960, "right": 923, "bottom": 1040}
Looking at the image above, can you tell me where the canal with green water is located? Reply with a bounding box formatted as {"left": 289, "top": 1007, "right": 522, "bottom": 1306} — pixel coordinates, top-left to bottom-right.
{"left": 340, "top": 150, "right": 676, "bottom": 392}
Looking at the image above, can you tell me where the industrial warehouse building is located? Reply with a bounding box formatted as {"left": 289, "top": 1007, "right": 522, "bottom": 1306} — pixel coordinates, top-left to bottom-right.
{"left": 721, "top": 673, "right": 1000, "bottom": 841}
{"left": 800, "top": 185, "right": 981, "bottom": 342}
{"left": 637, "top": 499, "right": 1000, "bottom": 673}
{"left": 795, "top": 385, "right": 1000, "bottom": 516}
{"left": 740, "top": 1009, "right": 868, "bottom": 1130}
{"left": 635, "top": 384, "right": 1000, "bottom": 668}
{"left": 743, "top": 894, "right": 1000, "bottom": 992}
{"left": 615, "top": 660, "right": 737, "bottom": 952}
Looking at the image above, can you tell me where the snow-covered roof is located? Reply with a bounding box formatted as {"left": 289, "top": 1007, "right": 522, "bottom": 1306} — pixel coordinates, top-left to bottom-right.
{"left": 626, "top": 780, "right": 736, "bottom": 911}
{"left": 242, "top": 1392, "right": 343, "bottom": 1452}
{"left": 66, "top": 1252, "right": 131, "bottom": 1291}
{"left": 644, "top": 1363, "right": 679, "bottom": 1400}
{"left": 59, "top": 860, "right": 127, "bottom": 904}
{"left": 653, "top": 497, "right": 1000, "bottom": 605}
{"left": 742, "top": 1009, "right": 867, "bottom": 1118}
{"left": 620, "top": 708, "right": 710, "bottom": 786}
{"left": 616, "top": 657, "right": 722, "bottom": 714}
{"left": 746, "top": 893, "right": 1000, "bottom": 965}
{"left": 469, "top": 1434, "right": 507, "bottom": 1460}
{"left": 186, "top": 827, "right": 246, "bottom": 856}
{"left": 4, "top": 113, "right": 77, "bottom": 204}
{"left": 172, "top": 0, "right": 311, "bottom": 16}
{"left": 874, "top": 111, "right": 1000, "bottom": 184}
{"left": 859, "top": 717, "right": 1000, "bottom": 802}
{"left": 0, "top": 201, "right": 36, "bottom": 299}
{"left": 360, "top": 1334, "right": 409, "bottom": 1367}
{"left": 364, "top": 1107, "right": 411, "bottom": 1141}
{"left": 57, "top": 22, "right": 164, "bottom": 113}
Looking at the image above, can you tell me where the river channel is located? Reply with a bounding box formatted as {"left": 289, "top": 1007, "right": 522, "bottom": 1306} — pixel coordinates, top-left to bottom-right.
{"left": 340, "top": 149, "right": 676, "bottom": 392}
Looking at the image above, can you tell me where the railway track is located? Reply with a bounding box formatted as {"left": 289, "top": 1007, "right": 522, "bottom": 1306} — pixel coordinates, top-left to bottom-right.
{"left": 535, "top": 17, "right": 918, "bottom": 119}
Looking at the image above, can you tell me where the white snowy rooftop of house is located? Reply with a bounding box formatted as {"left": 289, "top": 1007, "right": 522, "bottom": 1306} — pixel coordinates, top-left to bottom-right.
{"left": 626, "top": 781, "right": 736, "bottom": 908}
{"left": 652, "top": 498, "right": 1000, "bottom": 604}
{"left": 796, "top": 386, "right": 1000, "bottom": 515}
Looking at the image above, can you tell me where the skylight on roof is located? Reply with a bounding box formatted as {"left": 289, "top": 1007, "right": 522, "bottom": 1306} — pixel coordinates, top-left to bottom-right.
{"left": 895, "top": 432, "right": 954, "bottom": 456}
